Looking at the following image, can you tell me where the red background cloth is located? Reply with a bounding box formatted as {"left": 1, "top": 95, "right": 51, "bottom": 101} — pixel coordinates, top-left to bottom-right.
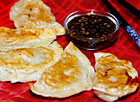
{"left": 0, "top": 0, "right": 140, "bottom": 102}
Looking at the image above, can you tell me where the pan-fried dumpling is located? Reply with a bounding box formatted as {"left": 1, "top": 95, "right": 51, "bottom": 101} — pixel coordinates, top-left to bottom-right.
{"left": 93, "top": 52, "right": 139, "bottom": 102}
{"left": 10, "top": 0, "right": 65, "bottom": 36}
{"left": 0, "top": 27, "right": 58, "bottom": 51}
{"left": 0, "top": 41, "right": 63, "bottom": 83}
{"left": 29, "top": 42, "right": 95, "bottom": 98}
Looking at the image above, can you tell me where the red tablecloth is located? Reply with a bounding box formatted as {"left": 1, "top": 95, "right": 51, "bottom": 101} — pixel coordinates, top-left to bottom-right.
{"left": 0, "top": 0, "right": 140, "bottom": 102}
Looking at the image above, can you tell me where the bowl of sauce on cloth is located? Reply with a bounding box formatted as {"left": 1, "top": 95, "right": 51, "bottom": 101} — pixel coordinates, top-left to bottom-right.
{"left": 64, "top": 9, "right": 120, "bottom": 50}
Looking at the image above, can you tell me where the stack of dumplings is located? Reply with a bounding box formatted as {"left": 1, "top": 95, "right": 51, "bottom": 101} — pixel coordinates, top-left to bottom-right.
{"left": 0, "top": 0, "right": 65, "bottom": 83}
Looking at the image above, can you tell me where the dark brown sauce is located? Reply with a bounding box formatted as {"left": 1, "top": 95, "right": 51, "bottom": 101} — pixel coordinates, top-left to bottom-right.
{"left": 66, "top": 14, "right": 118, "bottom": 50}
{"left": 68, "top": 14, "right": 116, "bottom": 38}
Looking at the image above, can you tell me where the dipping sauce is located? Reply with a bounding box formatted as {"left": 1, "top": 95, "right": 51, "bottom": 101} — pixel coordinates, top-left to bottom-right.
{"left": 68, "top": 15, "right": 115, "bottom": 38}
{"left": 64, "top": 10, "right": 120, "bottom": 50}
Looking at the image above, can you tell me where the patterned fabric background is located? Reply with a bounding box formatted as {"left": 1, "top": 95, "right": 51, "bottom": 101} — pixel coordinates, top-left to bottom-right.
{"left": 0, "top": 0, "right": 140, "bottom": 102}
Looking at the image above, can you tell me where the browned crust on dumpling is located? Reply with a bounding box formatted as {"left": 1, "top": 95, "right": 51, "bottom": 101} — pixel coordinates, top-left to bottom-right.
{"left": 29, "top": 42, "right": 95, "bottom": 98}
{"left": 10, "top": 0, "right": 65, "bottom": 36}
{"left": 93, "top": 52, "right": 139, "bottom": 102}
{"left": 0, "top": 27, "right": 58, "bottom": 51}
{"left": 0, "top": 41, "right": 63, "bottom": 83}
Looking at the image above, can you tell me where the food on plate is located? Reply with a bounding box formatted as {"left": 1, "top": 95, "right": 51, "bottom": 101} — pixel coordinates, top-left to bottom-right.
{"left": 0, "top": 27, "right": 60, "bottom": 51}
{"left": 10, "top": 0, "right": 65, "bottom": 36}
{"left": 0, "top": 41, "right": 63, "bottom": 83}
{"left": 93, "top": 52, "right": 139, "bottom": 102}
{"left": 29, "top": 42, "right": 95, "bottom": 98}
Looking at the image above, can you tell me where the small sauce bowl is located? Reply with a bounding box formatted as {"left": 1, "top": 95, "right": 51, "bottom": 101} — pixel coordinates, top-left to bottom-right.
{"left": 64, "top": 9, "right": 120, "bottom": 50}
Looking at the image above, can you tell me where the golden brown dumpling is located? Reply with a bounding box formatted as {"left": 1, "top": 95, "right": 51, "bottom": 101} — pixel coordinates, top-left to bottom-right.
{"left": 93, "top": 52, "right": 139, "bottom": 102}
{"left": 0, "top": 27, "right": 58, "bottom": 51}
{"left": 0, "top": 41, "right": 63, "bottom": 83}
{"left": 29, "top": 42, "right": 95, "bottom": 98}
{"left": 10, "top": 0, "right": 65, "bottom": 36}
